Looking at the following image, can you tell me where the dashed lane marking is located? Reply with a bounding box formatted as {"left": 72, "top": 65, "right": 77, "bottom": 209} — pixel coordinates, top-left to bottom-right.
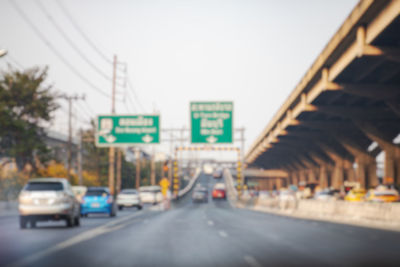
{"left": 219, "top": 230, "right": 228, "bottom": 238}
{"left": 244, "top": 255, "right": 262, "bottom": 267}
{"left": 6, "top": 211, "right": 145, "bottom": 267}
{"left": 207, "top": 220, "right": 214, "bottom": 226}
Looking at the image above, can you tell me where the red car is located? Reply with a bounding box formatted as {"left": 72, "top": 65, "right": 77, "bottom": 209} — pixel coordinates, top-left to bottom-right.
{"left": 212, "top": 183, "right": 226, "bottom": 199}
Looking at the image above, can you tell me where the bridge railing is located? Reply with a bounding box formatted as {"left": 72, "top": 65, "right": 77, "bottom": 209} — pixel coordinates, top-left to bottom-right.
{"left": 177, "top": 168, "right": 201, "bottom": 198}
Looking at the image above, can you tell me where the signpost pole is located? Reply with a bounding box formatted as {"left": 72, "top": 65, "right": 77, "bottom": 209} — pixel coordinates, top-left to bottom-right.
{"left": 135, "top": 148, "right": 141, "bottom": 189}
{"left": 108, "top": 54, "right": 117, "bottom": 195}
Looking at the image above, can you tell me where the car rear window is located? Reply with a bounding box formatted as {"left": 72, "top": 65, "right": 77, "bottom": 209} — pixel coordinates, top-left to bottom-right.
{"left": 25, "top": 182, "right": 63, "bottom": 191}
{"left": 121, "top": 190, "right": 137, "bottom": 194}
{"left": 86, "top": 190, "right": 108, "bottom": 196}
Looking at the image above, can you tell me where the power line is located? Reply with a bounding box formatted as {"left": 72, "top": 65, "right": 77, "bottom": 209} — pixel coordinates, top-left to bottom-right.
{"left": 127, "top": 77, "right": 146, "bottom": 113}
{"left": 10, "top": 0, "right": 111, "bottom": 98}
{"left": 35, "top": 0, "right": 112, "bottom": 82}
{"left": 125, "top": 91, "right": 138, "bottom": 113}
{"left": 55, "top": 0, "right": 113, "bottom": 65}
{"left": 75, "top": 101, "right": 93, "bottom": 120}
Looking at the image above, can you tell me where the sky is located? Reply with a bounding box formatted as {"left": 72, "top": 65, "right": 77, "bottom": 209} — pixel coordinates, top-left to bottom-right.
{"left": 0, "top": 0, "right": 358, "bottom": 160}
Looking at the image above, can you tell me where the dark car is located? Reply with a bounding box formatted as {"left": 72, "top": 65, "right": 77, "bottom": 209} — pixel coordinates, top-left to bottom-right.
{"left": 192, "top": 186, "right": 209, "bottom": 203}
{"left": 213, "top": 170, "right": 223, "bottom": 179}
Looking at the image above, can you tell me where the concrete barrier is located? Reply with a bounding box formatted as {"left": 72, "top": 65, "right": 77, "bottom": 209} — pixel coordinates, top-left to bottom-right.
{"left": 249, "top": 197, "right": 400, "bottom": 231}
{"left": 177, "top": 168, "right": 201, "bottom": 198}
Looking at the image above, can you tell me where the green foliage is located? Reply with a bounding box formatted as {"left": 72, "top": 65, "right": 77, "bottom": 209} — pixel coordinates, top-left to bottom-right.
{"left": 0, "top": 66, "right": 58, "bottom": 172}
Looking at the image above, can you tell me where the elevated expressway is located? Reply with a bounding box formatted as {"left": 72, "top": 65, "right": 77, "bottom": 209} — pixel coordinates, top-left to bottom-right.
{"left": 246, "top": 0, "right": 400, "bottom": 190}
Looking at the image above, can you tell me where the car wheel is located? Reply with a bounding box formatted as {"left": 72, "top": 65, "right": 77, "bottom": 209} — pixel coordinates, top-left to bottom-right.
{"left": 118, "top": 206, "right": 123, "bottom": 211}
{"left": 30, "top": 220, "right": 37, "bottom": 228}
{"left": 66, "top": 215, "right": 74, "bottom": 227}
{"left": 74, "top": 216, "right": 80, "bottom": 226}
{"left": 19, "top": 216, "right": 27, "bottom": 229}
{"left": 137, "top": 205, "right": 142, "bottom": 210}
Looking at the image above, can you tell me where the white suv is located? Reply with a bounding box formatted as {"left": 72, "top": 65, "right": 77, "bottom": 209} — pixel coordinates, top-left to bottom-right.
{"left": 18, "top": 178, "right": 81, "bottom": 229}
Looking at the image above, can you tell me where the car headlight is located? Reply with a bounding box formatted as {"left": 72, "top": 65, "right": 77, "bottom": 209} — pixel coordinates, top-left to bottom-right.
{"left": 19, "top": 191, "right": 33, "bottom": 205}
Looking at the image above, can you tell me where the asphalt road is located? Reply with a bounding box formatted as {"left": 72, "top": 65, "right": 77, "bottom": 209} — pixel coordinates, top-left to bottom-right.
{"left": 1, "top": 173, "right": 400, "bottom": 267}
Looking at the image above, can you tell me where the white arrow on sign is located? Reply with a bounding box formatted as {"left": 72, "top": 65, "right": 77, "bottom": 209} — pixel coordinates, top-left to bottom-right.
{"left": 105, "top": 135, "right": 116, "bottom": 143}
{"left": 206, "top": 135, "right": 217, "bottom": 143}
{"left": 142, "top": 134, "right": 154, "bottom": 143}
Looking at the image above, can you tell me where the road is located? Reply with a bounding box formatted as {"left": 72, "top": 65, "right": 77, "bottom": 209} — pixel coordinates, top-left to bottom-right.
{"left": 1, "top": 173, "right": 400, "bottom": 267}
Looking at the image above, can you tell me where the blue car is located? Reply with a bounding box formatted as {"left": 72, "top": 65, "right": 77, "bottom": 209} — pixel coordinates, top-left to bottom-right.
{"left": 81, "top": 187, "right": 116, "bottom": 217}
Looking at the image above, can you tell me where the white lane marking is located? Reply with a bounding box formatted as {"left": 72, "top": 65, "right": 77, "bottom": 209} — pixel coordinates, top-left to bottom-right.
{"left": 218, "top": 230, "right": 228, "bottom": 238}
{"left": 6, "top": 212, "right": 144, "bottom": 267}
{"left": 244, "top": 255, "right": 262, "bottom": 267}
{"left": 207, "top": 220, "right": 214, "bottom": 226}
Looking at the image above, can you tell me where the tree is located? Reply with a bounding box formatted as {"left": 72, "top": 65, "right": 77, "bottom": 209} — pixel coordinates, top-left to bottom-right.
{"left": 0, "top": 66, "right": 58, "bottom": 173}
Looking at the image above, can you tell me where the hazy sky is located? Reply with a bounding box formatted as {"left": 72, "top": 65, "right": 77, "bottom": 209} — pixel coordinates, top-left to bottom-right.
{"left": 0, "top": 0, "right": 358, "bottom": 158}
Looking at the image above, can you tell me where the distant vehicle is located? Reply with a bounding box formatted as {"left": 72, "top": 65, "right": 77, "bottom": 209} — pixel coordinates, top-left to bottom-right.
{"left": 71, "top": 185, "right": 87, "bottom": 203}
{"left": 18, "top": 178, "right": 81, "bottom": 229}
{"left": 258, "top": 191, "right": 273, "bottom": 199}
{"left": 203, "top": 164, "right": 214, "bottom": 175}
{"left": 365, "top": 188, "right": 399, "bottom": 203}
{"left": 117, "top": 189, "right": 142, "bottom": 210}
{"left": 344, "top": 188, "right": 366, "bottom": 202}
{"left": 192, "top": 186, "right": 208, "bottom": 203}
{"left": 314, "top": 189, "right": 340, "bottom": 201}
{"left": 139, "top": 186, "right": 163, "bottom": 204}
{"left": 212, "top": 183, "right": 226, "bottom": 200}
{"left": 212, "top": 170, "right": 223, "bottom": 179}
{"left": 278, "top": 189, "right": 296, "bottom": 202}
{"left": 81, "top": 187, "right": 116, "bottom": 217}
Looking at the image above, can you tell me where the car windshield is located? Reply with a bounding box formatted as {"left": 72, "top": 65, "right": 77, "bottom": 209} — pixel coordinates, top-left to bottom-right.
{"left": 85, "top": 190, "right": 108, "bottom": 196}
{"left": 24, "top": 182, "right": 63, "bottom": 191}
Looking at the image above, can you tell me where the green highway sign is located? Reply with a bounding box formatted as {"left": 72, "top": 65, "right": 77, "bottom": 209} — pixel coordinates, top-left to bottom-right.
{"left": 96, "top": 115, "right": 160, "bottom": 146}
{"left": 190, "top": 101, "right": 233, "bottom": 144}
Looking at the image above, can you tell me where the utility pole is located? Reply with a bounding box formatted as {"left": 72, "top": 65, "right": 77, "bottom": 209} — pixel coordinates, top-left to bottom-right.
{"left": 150, "top": 146, "right": 156, "bottom": 185}
{"left": 61, "top": 94, "right": 85, "bottom": 182}
{"left": 135, "top": 148, "right": 141, "bottom": 189}
{"left": 116, "top": 149, "right": 122, "bottom": 193}
{"left": 108, "top": 54, "right": 117, "bottom": 195}
{"left": 78, "top": 129, "right": 83, "bottom": 185}
{"left": 168, "top": 131, "right": 173, "bottom": 183}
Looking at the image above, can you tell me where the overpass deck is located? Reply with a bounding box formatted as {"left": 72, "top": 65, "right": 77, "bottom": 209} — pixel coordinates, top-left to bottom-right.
{"left": 246, "top": 0, "right": 400, "bottom": 189}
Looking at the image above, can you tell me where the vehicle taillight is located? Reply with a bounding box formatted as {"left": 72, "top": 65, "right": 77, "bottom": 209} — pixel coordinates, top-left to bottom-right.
{"left": 107, "top": 196, "right": 113, "bottom": 204}
{"left": 81, "top": 198, "right": 86, "bottom": 204}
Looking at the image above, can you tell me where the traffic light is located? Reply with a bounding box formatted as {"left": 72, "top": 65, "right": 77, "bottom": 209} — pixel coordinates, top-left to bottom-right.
{"left": 163, "top": 160, "right": 169, "bottom": 172}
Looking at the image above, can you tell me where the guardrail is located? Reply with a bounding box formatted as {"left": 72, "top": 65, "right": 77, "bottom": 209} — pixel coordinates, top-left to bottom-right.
{"left": 177, "top": 168, "right": 201, "bottom": 198}
{"left": 223, "top": 169, "right": 238, "bottom": 205}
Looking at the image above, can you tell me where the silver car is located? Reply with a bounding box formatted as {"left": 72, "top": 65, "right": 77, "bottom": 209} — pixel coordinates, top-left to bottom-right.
{"left": 18, "top": 178, "right": 81, "bottom": 229}
{"left": 117, "top": 189, "right": 142, "bottom": 210}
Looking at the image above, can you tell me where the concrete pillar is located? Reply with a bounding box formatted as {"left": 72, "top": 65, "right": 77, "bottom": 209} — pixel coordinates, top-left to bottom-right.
{"left": 384, "top": 146, "right": 400, "bottom": 184}
{"left": 344, "top": 160, "right": 356, "bottom": 182}
{"left": 276, "top": 179, "right": 283, "bottom": 190}
{"left": 319, "top": 165, "right": 329, "bottom": 189}
{"left": 307, "top": 168, "right": 318, "bottom": 183}
{"left": 360, "top": 124, "right": 400, "bottom": 185}
{"left": 291, "top": 172, "right": 299, "bottom": 186}
{"left": 298, "top": 170, "right": 307, "bottom": 184}
{"left": 326, "top": 152, "right": 345, "bottom": 189}
{"left": 341, "top": 143, "right": 378, "bottom": 189}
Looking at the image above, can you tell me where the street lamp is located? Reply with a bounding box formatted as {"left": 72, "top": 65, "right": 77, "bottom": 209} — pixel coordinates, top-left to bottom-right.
{"left": 0, "top": 49, "right": 8, "bottom": 58}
